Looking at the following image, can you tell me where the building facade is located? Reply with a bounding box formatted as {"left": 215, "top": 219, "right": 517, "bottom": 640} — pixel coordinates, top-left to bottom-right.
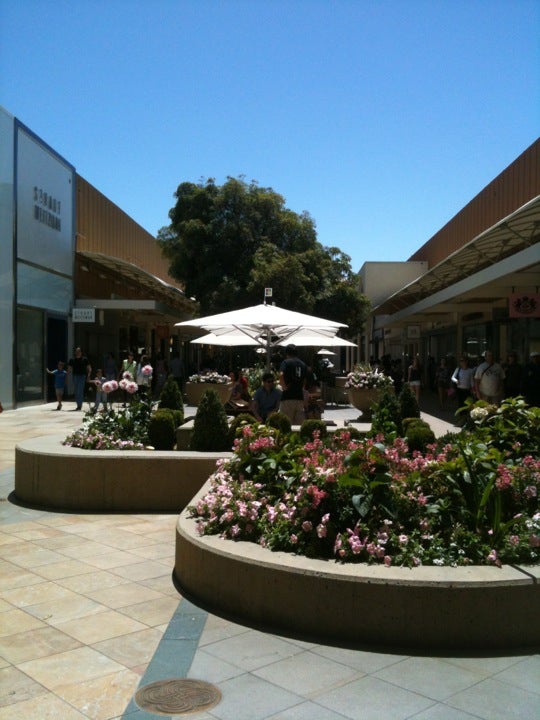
{"left": 361, "top": 139, "right": 540, "bottom": 371}
{"left": 0, "top": 107, "right": 196, "bottom": 409}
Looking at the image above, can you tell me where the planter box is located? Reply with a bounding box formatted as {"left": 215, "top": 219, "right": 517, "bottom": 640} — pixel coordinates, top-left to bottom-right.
{"left": 175, "top": 480, "right": 540, "bottom": 650}
{"left": 15, "top": 434, "right": 231, "bottom": 512}
{"left": 347, "top": 387, "right": 384, "bottom": 418}
{"left": 185, "top": 382, "right": 232, "bottom": 406}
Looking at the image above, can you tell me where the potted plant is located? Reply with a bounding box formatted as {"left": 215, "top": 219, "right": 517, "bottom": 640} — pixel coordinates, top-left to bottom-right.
{"left": 185, "top": 372, "right": 232, "bottom": 405}
{"left": 345, "top": 365, "right": 394, "bottom": 418}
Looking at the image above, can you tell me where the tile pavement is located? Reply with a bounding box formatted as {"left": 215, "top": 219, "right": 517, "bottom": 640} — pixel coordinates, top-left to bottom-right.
{"left": 0, "top": 398, "right": 538, "bottom": 719}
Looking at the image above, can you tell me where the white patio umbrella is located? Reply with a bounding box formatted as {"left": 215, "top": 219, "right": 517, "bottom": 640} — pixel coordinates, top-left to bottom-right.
{"left": 317, "top": 348, "right": 336, "bottom": 355}
{"left": 176, "top": 302, "right": 348, "bottom": 368}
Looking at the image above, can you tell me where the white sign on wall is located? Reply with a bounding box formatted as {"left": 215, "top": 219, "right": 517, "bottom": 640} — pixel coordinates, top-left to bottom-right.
{"left": 73, "top": 308, "right": 95, "bottom": 323}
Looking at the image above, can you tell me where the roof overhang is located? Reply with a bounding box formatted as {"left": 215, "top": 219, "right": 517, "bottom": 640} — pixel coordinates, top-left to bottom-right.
{"left": 374, "top": 195, "right": 540, "bottom": 326}
{"left": 77, "top": 250, "right": 195, "bottom": 314}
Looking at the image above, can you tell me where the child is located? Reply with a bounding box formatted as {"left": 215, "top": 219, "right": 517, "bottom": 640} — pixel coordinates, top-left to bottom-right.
{"left": 46, "top": 361, "right": 67, "bottom": 410}
{"left": 92, "top": 368, "right": 108, "bottom": 412}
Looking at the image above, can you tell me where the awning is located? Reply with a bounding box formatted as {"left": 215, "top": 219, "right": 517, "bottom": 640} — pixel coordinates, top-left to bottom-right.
{"left": 374, "top": 195, "right": 540, "bottom": 319}
{"left": 77, "top": 250, "right": 194, "bottom": 312}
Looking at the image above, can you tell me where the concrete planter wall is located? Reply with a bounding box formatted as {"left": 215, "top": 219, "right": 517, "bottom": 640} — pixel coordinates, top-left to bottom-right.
{"left": 185, "top": 382, "right": 232, "bottom": 406}
{"left": 15, "top": 434, "right": 231, "bottom": 512}
{"left": 175, "top": 481, "right": 540, "bottom": 651}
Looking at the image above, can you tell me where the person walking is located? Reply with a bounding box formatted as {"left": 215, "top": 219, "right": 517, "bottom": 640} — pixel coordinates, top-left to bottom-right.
{"left": 407, "top": 356, "right": 422, "bottom": 403}
{"left": 119, "top": 351, "right": 137, "bottom": 406}
{"left": 503, "top": 351, "right": 523, "bottom": 399}
{"left": 279, "top": 344, "right": 307, "bottom": 424}
{"left": 91, "top": 368, "right": 108, "bottom": 412}
{"left": 434, "top": 358, "right": 452, "bottom": 409}
{"left": 68, "top": 347, "right": 91, "bottom": 410}
{"left": 474, "top": 350, "right": 505, "bottom": 403}
{"left": 451, "top": 356, "right": 475, "bottom": 407}
{"left": 46, "top": 360, "right": 67, "bottom": 410}
{"left": 521, "top": 351, "right": 540, "bottom": 407}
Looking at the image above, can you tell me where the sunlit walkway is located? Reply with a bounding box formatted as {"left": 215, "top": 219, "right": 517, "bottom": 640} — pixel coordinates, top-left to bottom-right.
{"left": 0, "top": 400, "right": 538, "bottom": 719}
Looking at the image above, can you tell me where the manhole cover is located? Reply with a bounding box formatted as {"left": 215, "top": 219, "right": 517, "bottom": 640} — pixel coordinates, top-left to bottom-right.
{"left": 135, "top": 678, "right": 221, "bottom": 716}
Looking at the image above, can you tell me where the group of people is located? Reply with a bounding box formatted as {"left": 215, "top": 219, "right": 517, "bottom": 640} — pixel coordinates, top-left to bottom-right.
{"left": 427, "top": 350, "right": 540, "bottom": 409}
{"left": 46, "top": 347, "right": 187, "bottom": 412}
{"left": 223, "top": 344, "right": 323, "bottom": 425}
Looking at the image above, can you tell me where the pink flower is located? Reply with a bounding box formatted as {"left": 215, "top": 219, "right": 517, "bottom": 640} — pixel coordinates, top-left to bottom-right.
{"left": 384, "top": 555, "right": 392, "bottom": 566}
{"left": 290, "top": 534, "right": 298, "bottom": 544}
{"left": 302, "top": 521, "right": 313, "bottom": 533}
{"left": 101, "top": 380, "right": 118, "bottom": 393}
{"left": 316, "top": 524, "right": 327, "bottom": 539}
{"left": 142, "top": 364, "right": 153, "bottom": 376}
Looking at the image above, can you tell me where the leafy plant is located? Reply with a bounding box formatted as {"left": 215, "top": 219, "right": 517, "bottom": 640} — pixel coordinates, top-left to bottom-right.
{"left": 189, "top": 402, "right": 540, "bottom": 568}
{"left": 64, "top": 396, "right": 155, "bottom": 449}
{"left": 369, "top": 388, "right": 401, "bottom": 439}
{"left": 299, "top": 419, "right": 327, "bottom": 441}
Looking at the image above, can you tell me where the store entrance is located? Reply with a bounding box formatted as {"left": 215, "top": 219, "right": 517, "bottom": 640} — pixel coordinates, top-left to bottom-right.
{"left": 46, "top": 316, "right": 68, "bottom": 402}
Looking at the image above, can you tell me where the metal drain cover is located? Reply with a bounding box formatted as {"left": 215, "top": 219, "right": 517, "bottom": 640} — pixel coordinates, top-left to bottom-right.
{"left": 135, "top": 678, "right": 222, "bottom": 716}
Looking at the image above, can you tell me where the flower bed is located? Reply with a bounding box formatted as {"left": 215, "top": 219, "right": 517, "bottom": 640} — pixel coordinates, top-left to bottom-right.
{"left": 189, "top": 398, "right": 539, "bottom": 568}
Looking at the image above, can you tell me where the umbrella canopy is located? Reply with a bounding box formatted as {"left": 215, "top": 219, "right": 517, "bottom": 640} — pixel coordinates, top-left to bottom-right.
{"left": 317, "top": 348, "right": 336, "bottom": 355}
{"left": 190, "top": 331, "right": 259, "bottom": 347}
{"left": 176, "top": 302, "right": 348, "bottom": 367}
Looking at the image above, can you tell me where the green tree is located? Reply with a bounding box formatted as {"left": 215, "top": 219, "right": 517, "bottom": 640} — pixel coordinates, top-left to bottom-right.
{"left": 158, "top": 176, "right": 369, "bottom": 333}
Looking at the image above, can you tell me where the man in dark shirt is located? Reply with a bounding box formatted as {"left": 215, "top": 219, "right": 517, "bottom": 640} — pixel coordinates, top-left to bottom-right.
{"left": 279, "top": 344, "right": 306, "bottom": 424}
{"left": 68, "top": 347, "right": 91, "bottom": 410}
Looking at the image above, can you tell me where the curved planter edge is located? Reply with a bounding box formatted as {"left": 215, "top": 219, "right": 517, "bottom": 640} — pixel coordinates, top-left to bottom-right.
{"left": 14, "top": 434, "right": 232, "bottom": 512}
{"left": 174, "top": 481, "right": 540, "bottom": 651}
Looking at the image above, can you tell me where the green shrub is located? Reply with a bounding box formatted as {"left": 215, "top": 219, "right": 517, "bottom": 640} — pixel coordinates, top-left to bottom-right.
{"left": 299, "top": 419, "right": 327, "bottom": 441}
{"left": 159, "top": 375, "right": 184, "bottom": 414}
{"left": 229, "top": 412, "right": 258, "bottom": 444}
{"left": 148, "top": 409, "right": 176, "bottom": 450}
{"left": 403, "top": 418, "right": 435, "bottom": 453}
{"left": 399, "top": 383, "right": 420, "bottom": 422}
{"left": 370, "top": 388, "right": 401, "bottom": 439}
{"left": 266, "top": 411, "right": 292, "bottom": 435}
{"left": 190, "top": 389, "right": 231, "bottom": 452}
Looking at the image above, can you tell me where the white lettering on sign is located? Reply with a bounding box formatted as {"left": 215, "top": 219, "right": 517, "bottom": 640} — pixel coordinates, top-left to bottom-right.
{"left": 73, "top": 308, "right": 95, "bottom": 323}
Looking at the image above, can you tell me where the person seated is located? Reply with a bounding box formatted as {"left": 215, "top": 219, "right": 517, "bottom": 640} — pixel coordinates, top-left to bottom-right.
{"left": 224, "top": 370, "right": 252, "bottom": 415}
{"left": 303, "top": 369, "right": 324, "bottom": 419}
{"left": 251, "top": 372, "right": 282, "bottom": 422}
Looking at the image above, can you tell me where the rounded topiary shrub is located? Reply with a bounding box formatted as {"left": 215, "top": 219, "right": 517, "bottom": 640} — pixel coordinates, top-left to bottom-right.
{"left": 159, "top": 375, "right": 184, "bottom": 414}
{"left": 399, "top": 383, "right": 420, "bottom": 421}
{"left": 266, "top": 411, "right": 292, "bottom": 436}
{"left": 190, "top": 389, "right": 231, "bottom": 452}
{"left": 229, "top": 412, "right": 258, "bottom": 444}
{"left": 403, "top": 418, "right": 435, "bottom": 453}
{"left": 299, "top": 419, "right": 327, "bottom": 441}
{"left": 148, "top": 409, "right": 176, "bottom": 450}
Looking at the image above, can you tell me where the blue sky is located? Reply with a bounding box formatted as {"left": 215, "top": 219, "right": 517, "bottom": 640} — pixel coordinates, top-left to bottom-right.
{"left": 1, "top": 0, "right": 538, "bottom": 271}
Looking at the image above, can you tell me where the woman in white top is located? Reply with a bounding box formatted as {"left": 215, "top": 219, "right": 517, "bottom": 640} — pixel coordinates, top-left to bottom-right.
{"left": 451, "top": 357, "right": 475, "bottom": 407}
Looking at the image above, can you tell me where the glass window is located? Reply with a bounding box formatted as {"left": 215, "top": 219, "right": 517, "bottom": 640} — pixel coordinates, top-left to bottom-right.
{"left": 17, "top": 262, "right": 72, "bottom": 314}
{"left": 16, "top": 307, "right": 44, "bottom": 403}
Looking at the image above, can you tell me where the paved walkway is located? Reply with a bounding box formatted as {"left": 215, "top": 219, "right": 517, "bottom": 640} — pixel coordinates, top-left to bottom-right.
{"left": 0, "top": 399, "right": 538, "bottom": 719}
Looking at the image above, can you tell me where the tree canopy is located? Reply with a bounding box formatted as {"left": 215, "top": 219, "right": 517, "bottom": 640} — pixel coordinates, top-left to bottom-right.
{"left": 158, "top": 176, "right": 370, "bottom": 335}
